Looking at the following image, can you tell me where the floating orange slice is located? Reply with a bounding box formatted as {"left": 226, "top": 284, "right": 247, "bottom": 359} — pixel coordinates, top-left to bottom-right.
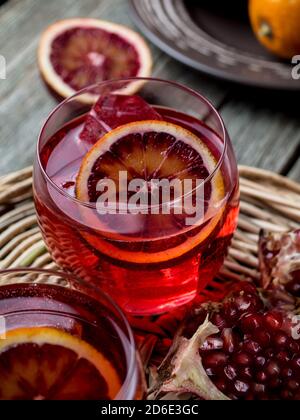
{"left": 38, "top": 18, "right": 152, "bottom": 102}
{"left": 0, "top": 327, "right": 121, "bottom": 400}
{"left": 76, "top": 120, "right": 225, "bottom": 264}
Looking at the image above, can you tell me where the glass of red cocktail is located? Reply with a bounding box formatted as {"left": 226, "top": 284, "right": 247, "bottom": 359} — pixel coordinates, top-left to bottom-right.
{"left": 0, "top": 269, "right": 143, "bottom": 400}
{"left": 34, "top": 78, "right": 239, "bottom": 315}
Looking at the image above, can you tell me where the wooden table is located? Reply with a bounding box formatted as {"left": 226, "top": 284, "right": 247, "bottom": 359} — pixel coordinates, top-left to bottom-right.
{"left": 0, "top": 0, "right": 299, "bottom": 181}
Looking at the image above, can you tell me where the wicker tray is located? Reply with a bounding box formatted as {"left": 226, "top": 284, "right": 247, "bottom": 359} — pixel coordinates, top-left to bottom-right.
{"left": 0, "top": 165, "right": 300, "bottom": 377}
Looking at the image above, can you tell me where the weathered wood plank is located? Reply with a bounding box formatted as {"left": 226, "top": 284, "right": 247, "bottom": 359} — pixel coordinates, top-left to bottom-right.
{"left": 152, "top": 54, "right": 229, "bottom": 106}
{"left": 219, "top": 89, "right": 300, "bottom": 173}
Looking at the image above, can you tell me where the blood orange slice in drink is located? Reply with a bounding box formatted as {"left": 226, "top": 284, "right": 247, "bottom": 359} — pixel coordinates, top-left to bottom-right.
{"left": 76, "top": 120, "right": 225, "bottom": 264}
{"left": 38, "top": 18, "right": 152, "bottom": 102}
{"left": 0, "top": 327, "right": 121, "bottom": 400}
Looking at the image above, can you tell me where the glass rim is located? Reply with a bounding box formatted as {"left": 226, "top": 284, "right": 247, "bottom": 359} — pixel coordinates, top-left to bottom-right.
{"left": 36, "top": 77, "right": 229, "bottom": 210}
{"left": 0, "top": 268, "right": 139, "bottom": 400}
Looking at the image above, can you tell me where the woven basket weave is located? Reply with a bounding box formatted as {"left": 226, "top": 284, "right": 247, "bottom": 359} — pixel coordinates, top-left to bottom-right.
{"left": 0, "top": 165, "right": 300, "bottom": 374}
{"left": 1, "top": 165, "right": 299, "bottom": 275}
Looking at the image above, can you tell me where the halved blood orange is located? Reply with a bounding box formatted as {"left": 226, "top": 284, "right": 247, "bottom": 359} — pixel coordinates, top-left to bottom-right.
{"left": 38, "top": 18, "right": 152, "bottom": 102}
{"left": 76, "top": 121, "right": 225, "bottom": 264}
{"left": 0, "top": 327, "right": 121, "bottom": 400}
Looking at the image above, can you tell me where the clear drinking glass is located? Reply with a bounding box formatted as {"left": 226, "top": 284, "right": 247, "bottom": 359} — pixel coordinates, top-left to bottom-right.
{"left": 0, "top": 268, "right": 144, "bottom": 400}
{"left": 33, "top": 78, "right": 239, "bottom": 315}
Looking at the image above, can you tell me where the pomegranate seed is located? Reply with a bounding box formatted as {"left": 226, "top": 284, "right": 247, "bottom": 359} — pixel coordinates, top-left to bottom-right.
{"left": 234, "top": 295, "right": 254, "bottom": 312}
{"left": 256, "top": 371, "right": 267, "bottom": 383}
{"left": 254, "top": 329, "right": 271, "bottom": 347}
{"left": 223, "top": 303, "right": 239, "bottom": 323}
{"left": 273, "top": 332, "right": 289, "bottom": 348}
{"left": 205, "top": 368, "right": 214, "bottom": 376}
{"left": 241, "top": 314, "right": 263, "bottom": 332}
{"left": 287, "top": 380, "right": 299, "bottom": 391}
{"left": 202, "top": 352, "right": 228, "bottom": 368}
{"left": 240, "top": 366, "right": 253, "bottom": 380}
{"left": 224, "top": 365, "right": 237, "bottom": 381}
{"left": 242, "top": 340, "right": 261, "bottom": 355}
{"left": 289, "top": 340, "right": 300, "bottom": 353}
{"left": 211, "top": 313, "right": 227, "bottom": 329}
{"left": 265, "top": 360, "right": 280, "bottom": 377}
{"left": 276, "top": 351, "right": 289, "bottom": 364}
{"left": 265, "top": 348, "right": 274, "bottom": 358}
{"left": 214, "top": 378, "right": 227, "bottom": 393}
{"left": 233, "top": 352, "right": 252, "bottom": 366}
{"left": 282, "top": 367, "right": 293, "bottom": 378}
{"left": 255, "top": 356, "right": 266, "bottom": 367}
{"left": 234, "top": 380, "right": 250, "bottom": 394}
{"left": 292, "top": 357, "right": 300, "bottom": 370}
{"left": 269, "top": 378, "right": 281, "bottom": 389}
{"left": 253, "top": 383, "right": 266, "bottom": 394}
{"left": 281, "top": 390, "right": 292, "bottom": 400}
{"left": 200, "top": 336, "right": 223, "bottom": 351}
{"left": 264, "top": 312, "right": 283, "bottom": 330}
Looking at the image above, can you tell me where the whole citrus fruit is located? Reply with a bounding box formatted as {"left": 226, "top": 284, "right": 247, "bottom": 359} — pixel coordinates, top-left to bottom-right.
{"left": 249, "top": 0, "right": 300, "bottom": 59}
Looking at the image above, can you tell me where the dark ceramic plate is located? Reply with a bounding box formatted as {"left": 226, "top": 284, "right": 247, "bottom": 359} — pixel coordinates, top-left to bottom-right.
{"left": 130, "top": 0, "right": 300, "bottom": 90}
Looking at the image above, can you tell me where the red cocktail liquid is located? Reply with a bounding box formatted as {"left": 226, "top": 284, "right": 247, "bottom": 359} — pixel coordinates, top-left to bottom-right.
{"left": 0, "top": 282, "right": 137, "bottom": 400}
{"left": 34, "top": 97, "right": 239, "bottom": 315}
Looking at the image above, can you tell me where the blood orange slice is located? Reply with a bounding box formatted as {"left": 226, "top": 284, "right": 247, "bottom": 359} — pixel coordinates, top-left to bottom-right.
{"left": 38, "top": 18, "right": 152, "bottom": 102}
{"left": 0, "top": 327, "right": 121, "bottom": 400}
{"left": 76, "top": 121, "right": 225, "bottom": 264}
